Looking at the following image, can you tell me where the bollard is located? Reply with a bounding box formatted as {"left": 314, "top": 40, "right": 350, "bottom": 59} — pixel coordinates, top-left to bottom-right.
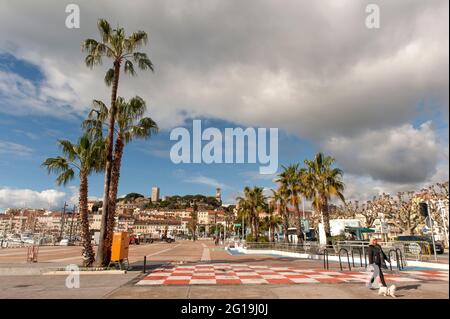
{"left": 351, "top": 249, "right": 355, "bottom": 267}
{"left": 323, "top": 249, "right": 329, "bottom": 270}
{"left": 396, "top": 248, "right": 404, "bottom": 270}
{"left": 358, "top": 248, "right": 363, "bottom": 267}
{"left": 143, "top": 256, "right": 147, "bottom": 273}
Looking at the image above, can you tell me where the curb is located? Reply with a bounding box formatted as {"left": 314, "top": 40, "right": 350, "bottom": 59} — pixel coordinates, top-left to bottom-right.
{"left": 43, "top": 270, "right": 127, "bottom": 275}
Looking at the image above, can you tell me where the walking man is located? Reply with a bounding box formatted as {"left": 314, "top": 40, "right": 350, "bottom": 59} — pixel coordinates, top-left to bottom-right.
{"left": 366, "top": 237, "right": 390, "bottom": 289}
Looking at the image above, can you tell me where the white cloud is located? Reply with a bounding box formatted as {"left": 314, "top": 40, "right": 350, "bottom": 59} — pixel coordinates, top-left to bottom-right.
{"left": 0, "top": 0, "right": 448, "bottom": 195}
{"left": 184, "top": 175, "right": 229, "bottom": 189}
{"left": 0, "top": 140, "right": 33, "bottom": 156}
{"left": 0, "top": 0, "right": 447, "bottom": 133}
{"left": 0, "top": 187, "right": 69, "bottom": 211}
{"left": 324, "top": 122, "right": 445, "bottom": 183}
{"left": 0, "top": 69, "right": 82, "bottom": 118}
{"left": 240, "top": 170, "right": 277, "bottom": 182}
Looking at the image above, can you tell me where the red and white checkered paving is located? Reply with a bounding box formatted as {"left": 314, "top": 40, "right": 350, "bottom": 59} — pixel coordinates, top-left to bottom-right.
{"left": 136, "top": 263, "right": 449, "bottom": 286}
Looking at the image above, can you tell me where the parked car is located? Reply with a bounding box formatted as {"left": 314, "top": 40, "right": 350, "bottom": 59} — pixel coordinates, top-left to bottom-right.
{"left": 396, "top": 235, "right": 444, "bottom": 254}
{"left": 59, "top": 239, "right": 74, "bottom": 246}
{"left": 162, "top": 234, "right": 175, "bottom": 243}
{"left": 129, "top": 235, "right": 140, "bottom": 245}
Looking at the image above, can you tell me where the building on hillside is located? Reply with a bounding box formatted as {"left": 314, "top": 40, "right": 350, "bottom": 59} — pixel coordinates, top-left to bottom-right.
{"left": 0, "top": 214, "right": 13, "bottom": 235}
{"left": 133, "top": 219, "right": 184, "bottom": 235}
{"left": 87, "top": 200, "right": 97, "bottom": 213}
{"left": 89, "top": 213, "right": 103, "bottom": 231}
{"left": 114, "top": 214, "right": 135, "bottom": 233}
{"left": 180, "top": 217, "right": 192, "bottom": 234}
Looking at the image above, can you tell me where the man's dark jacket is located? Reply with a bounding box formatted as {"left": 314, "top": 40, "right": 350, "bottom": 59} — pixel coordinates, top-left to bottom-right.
{"left": 368, "top": 244, "right": 389, "bottom": 266}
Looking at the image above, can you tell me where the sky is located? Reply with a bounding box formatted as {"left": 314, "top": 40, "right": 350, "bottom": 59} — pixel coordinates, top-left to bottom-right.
{"left": 0, "top": 0, "right": 448, "bottom": 211}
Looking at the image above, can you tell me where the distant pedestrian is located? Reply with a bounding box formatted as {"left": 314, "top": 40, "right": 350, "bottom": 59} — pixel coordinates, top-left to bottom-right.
{"left": 366, "top": 237, "right": 389, "bottom": 289}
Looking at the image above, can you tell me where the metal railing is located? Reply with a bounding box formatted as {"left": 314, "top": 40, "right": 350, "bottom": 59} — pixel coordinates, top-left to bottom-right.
{"left": 338, "top": 248, "right": 351, "bottom": 271}
{"left": 244, "top": 241, "right": 408, "bottom": 271}
{"left": 351, "top": 247, "right": 363, "bottom": 267}
{"left": 323, "top": 249, "right": 329, "bottom": 270}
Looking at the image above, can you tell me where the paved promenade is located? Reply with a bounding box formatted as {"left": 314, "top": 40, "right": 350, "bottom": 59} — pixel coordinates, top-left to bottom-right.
{"left": 0, "top": 240, "right": 448, "bottom": 299}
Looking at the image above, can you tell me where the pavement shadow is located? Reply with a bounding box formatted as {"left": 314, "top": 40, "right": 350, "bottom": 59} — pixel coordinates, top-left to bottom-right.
{"left": 396, "top": 284, "right": 421, "bottom": 291}
{"left": 126, "top": 261, "right": 167, "bottom": 272}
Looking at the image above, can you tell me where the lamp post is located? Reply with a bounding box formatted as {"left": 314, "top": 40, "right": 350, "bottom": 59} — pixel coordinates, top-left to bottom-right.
{"left": 69, "top": 205, "right": 77, "bottom": 243}
{"left": 421, "top": 201, "right": 437, "bottom": 262}
{"left": 59, "top": 202, "right": 68, "bottom": 241}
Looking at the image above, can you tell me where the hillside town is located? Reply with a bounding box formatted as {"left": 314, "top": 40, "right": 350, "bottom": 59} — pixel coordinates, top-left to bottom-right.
{"left": 2, "top": 182, "right": 448, "bottom": 249}
{"left": 0, "top": 187, "right": 232, "bottom": 243}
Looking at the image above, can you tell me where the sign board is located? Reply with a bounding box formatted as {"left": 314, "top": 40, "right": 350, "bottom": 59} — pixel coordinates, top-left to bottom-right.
{"left": 234, "top": 224, "right": 241, "bottom": 227}
{"left": 408, "top": 242, "right": 421, "bottom": 255}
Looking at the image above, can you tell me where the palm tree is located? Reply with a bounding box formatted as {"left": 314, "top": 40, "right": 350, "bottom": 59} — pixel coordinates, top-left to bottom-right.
{"left": 276, "top": 164, "right": 305, "bottom": 243}
{"left": 237, "top": 187, "right": 267, "bottom": 241}
{"left": 84, "top": 96, "right": 158, "bottom": 261}
{"left": 304, "top": 152, "right": 345, "bottom": 244}
{"left": 189, "top": 202, "right": 199, "bottom": 241}
{"left": 263, "top": 203, "right": 282, "bottom": 242}
{"left": 82, "top": 19, "right": 153, "bottom": 266}
{"left": 42, "top": 135, "right": 105, "bottom": 267}
{"left": 236, "top": 201, "right": 251, "bottom": 239}
{"left": 270, "top": 188, "right": 290, "bottom": 243}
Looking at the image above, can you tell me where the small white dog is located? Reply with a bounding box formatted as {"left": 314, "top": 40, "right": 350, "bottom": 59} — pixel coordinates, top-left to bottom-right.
{"left": 378, "top": 285, "right": 397, "bottom": 298}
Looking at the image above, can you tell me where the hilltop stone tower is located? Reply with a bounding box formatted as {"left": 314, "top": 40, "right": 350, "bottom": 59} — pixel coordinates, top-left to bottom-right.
{"left": 151, "top": 186, "right": 160, "bottom": 202}
{"left": 215, "top": 188, "right": 222, "bottom": 204}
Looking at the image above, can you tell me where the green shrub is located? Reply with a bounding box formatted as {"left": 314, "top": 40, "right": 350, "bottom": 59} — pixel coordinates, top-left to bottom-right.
{"left": 258, "top": 236, "right": 269, "bottom": 243}
{"left": 330, "top": 234, "right": 346, "bottom": 243}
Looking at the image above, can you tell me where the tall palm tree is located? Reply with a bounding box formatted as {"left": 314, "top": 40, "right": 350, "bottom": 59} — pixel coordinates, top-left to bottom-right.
{"left": 82, "top": 19, "right": 153, "bottom": 266}
{"left": 263, "top": 202, "right": 283, "bottom": 242}
{"left": 270, "top": 188, "right": 290, "bottom": 243}
{"left": 189, "top": 202, "right": 199, "bottom": 241}
{"left": 304, "top": 152, "right": 345, "bottom": 243}
{"left": 236, "top": 201, "right": 251, "bottom": 239}
{"left": 276, "top": 164, "right": 305, "bottom": 243}
{"left": 84, "top": 96, "right": 158, "bottom": 261}
{"left": 42, "top": 135, "right": 105, "bottom": 267}
{"left": 237, "top": 187, "right": 267, "bottom": 241}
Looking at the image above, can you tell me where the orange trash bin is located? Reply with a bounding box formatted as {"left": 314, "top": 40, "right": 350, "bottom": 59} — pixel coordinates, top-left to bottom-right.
{"left": 111, "top": 232, "right": 129, "bottom": 262}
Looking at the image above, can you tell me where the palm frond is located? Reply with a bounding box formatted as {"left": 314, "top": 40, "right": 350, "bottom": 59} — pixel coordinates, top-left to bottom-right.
{"left": 57, "top": 140, "right": 77, "bottom": 162}
{"left": 104, "top": 68, "right": 115, "bottom": 86}
{"left": 97, "top": 19, "right": 112, "bottom": 42}
{"left": 124, "top": 60, "right": 136, "bottom": 76}
{"left": 133, "top": 52, "right": 154, "bottom": 71}
{"left": 81, "top": 38, "right": 99, "bottom": 52}
{"left": 128, "top": 31, "right": 148, "bottom": 49}
{"left": 56, "top": 169, "right": 75, "bottom": 186}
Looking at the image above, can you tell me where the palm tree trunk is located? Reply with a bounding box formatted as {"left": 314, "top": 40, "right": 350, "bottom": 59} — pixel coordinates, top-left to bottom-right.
{"left": 270, "top": 223, "right": 275, "bottom": 242}
{"left": 254, "top": 216, "right": 259, "bottom": 242}
{"left": 104, "top": 136, "right": 124, "bottom": 263}
{"left": 322, "top": 197, "right": 332, "bottom": 244}
{"left": 283, "top": 210, "right": 289, "bottom": 243}
{"left": 79, "top": 171, "right": 95, "bottom": 267}
{"left": 95, "top": 60, "right": 121, "bottom": 267}
{"left": 294, "top": 201, "right": 303, "bottom": 243}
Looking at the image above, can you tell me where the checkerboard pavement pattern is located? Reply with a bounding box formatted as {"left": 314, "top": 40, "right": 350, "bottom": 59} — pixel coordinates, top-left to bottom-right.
{"left": 136, "top": 263, "right": 449, "bottom": 286}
